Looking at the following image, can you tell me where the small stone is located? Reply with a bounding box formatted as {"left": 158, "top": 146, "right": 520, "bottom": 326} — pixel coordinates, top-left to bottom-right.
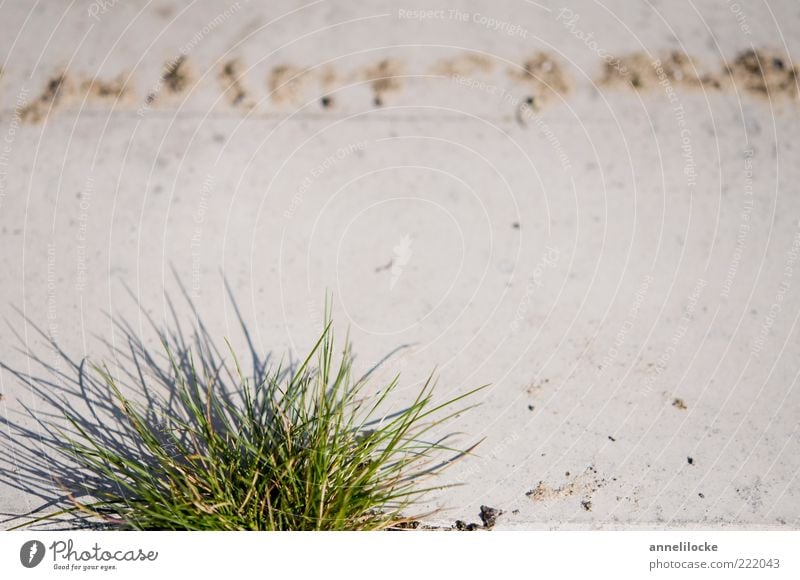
{"left": 479, "top": 505, "right": 503, "bottom": 529}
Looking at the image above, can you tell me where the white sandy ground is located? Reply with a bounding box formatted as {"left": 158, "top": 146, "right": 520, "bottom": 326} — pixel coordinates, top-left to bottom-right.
{"left": 0, "top": 0, "right": 799, "bottom": 530}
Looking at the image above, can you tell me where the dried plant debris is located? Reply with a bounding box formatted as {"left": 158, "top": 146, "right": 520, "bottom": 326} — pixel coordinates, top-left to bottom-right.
{"left": 526, "top": 465, "right": 614, "bottom": 512}
{"left": 161, "top": 55, "right": 191, "bottom": 94}
{"left": 82, "top": 75, "right": 131, "bottom": 102}
{"left": 219, "top": 59, "right": 251, "bottom": 108}
{"left": 728, "top": 49, "right": 798, "bottom": 99}
{"left": 21, "top": 73, "right": 72, "bottom": 122}
{"left": 672, "top": 397, "right": 688, "bottom": 410}
{"left": 655, "top": 51, "right": 721, "bottom": 88}
{"left": 526, "top": 378, "right": 549, "bottom": 396}
{"left": 13, "top": 48, "right": 799, "bottom": 123}
{"left": 527, "top": 477, "right": 582, "bottom": 501}
{"left": 509, "top": 52, "right": 570, "bottom": 106}
{"left": 600, "top": 51, "right": 719, "bottom": 90}
{"left": 433, "top": 53, "right": 494, "bottom": 77}
{"left": 600, "top": 52, "right": 658, "bottom": 89}
{"left": 268, "top": 64, "right": 310, "bottom": 105}
{"left": 479, "top": 505, "right": 503, "bottom": 529}
{"left": 364, "top": 58, "right": 404, "bottom": 106}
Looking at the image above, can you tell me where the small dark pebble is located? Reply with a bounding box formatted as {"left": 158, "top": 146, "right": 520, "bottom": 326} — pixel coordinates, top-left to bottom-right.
{"left": 512, "top": 222, "right": 520, "bottom": 229}
{"left": 687, "top": 457, "right": 694, "bottom": 465}
{"left": 454, "top": 520, "right": 480, "bottom": 531}
{"left": 320, "top": 95, "right": 333, "bottom": 108}
{"left": 608, "top": 435, "right": 616, "bottom": 442}
{"left": 479, "top": 505, "right": 503, "bottom": 529}
{"left": 527, "top": 404, "right": 535, "bottom": 411}
{"left": 698, "top": 493, "right": 705, "bottom": 498}
{"left": 581, "top": 499, "right": 592, "bottom": 511}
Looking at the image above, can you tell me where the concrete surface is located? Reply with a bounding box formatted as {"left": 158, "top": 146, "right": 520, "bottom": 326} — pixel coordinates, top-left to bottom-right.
{"left": 1, "top": 0, "right": 799, "bottom": 529}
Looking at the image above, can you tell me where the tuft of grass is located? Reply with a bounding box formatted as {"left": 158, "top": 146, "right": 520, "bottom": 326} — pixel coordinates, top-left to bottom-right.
{"left": 31, "top": 318, "right": 482, "bottom": 530}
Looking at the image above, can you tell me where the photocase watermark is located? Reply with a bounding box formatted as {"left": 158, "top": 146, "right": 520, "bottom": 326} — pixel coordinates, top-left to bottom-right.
{"left": 284, "top": 140, "right": 368, "bottom": 218}
{"left": 726, "top": 0, "right": 752, "bottom": 36}
{"left": 397, "top": 8, "right": 530, "bottom": 38}
{"left": 307, "top": 298, "right": 326, "bottom": 333}
{"left": 451, "top": 74, "right": 573, "bottom": 170}
{"left": 75, "top": 175, "right": 94, "bottom": 293}
{"left": 595, "top": 274, "right": 653, "bottom": 377}
{"left": 20, "top": 540, "right": 46, "bottom": 568}
{"left": 190, "top": 173, "right": 214, "bottom": 298}
{"left": 18, "top": 539, "right": 160, "bottom": 572}
{"left": 451, "top": 73, "right": 517, "bottom": 103}
{"left": 390, "top": 234, "right": 413, "bottom": 291}
{"left": 87, "top": 0, "right": 122, "bottom": 22}
{"left": 46, "top": 239, "right": 67, "bottom": 388}
{"left": 641, "top": 277, "right": 707, "bottom": 396}
{"left": 653, "top": 59, "right": 696, "bottom": 190}
{"left": 751, "top": 227, "right": 800, "bottom": 358}
{"left": 556, "top": 8, "right": 628, "bottom": 79}
{"left": 510, "top": 246, "right": 560, "bottom": 332}
{"left": 0, "top": 88, "right": 29, "bottom": 212}
{"left": 46, "top": 242, "right": 59, "bottom": 344}
{"left": 720, "top": 147, "right": 755, "bottom": 299}
{"left": 396, "top": 8, "right": 448, "bottom": 21}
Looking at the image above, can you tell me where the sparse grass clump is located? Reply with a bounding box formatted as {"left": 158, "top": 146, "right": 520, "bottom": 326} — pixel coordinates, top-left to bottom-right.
{"left": 42, "top": 320, "right": 479, "bottom": 530}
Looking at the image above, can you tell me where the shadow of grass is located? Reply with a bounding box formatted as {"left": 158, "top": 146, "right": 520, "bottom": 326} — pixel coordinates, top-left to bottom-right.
{"left": 0, "top": 278, "right": 289, "bottom": 529}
